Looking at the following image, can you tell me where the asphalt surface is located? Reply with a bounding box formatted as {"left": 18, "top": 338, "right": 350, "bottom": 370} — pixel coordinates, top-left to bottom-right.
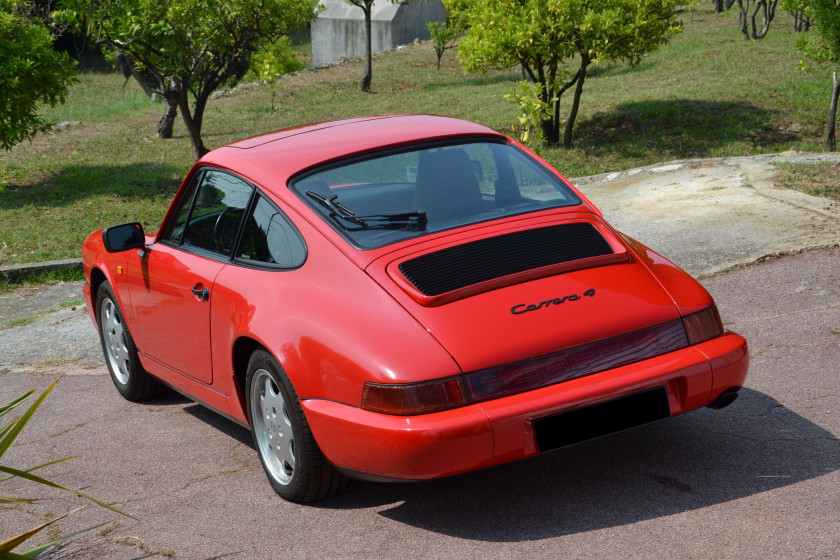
{"left": 1, "top": 155, "right": 838, "bottom": 559}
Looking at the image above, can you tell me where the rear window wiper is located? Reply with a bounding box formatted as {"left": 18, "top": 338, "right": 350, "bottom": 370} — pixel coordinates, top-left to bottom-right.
{"left": 306, "top": 190, "right": 427, "bottom": 231}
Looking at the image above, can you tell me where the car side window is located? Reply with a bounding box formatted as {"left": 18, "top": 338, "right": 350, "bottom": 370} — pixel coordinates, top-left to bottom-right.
{"left": 162, "top": 172, "right": 202, "bottom": 245}
{"left": 236, "top": 194, "right": 306, "bottom": 268}
{"left": 163, "top": 169, "right": 253, "bottom": 257}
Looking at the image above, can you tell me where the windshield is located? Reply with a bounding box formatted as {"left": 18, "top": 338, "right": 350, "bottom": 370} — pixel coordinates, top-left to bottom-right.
{"left": 291, "top": 139, "right": 581, "bottom": 249}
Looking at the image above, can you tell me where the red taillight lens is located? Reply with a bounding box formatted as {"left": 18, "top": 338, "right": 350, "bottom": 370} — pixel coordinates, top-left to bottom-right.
{"left": 361, "top": 376, "right": 469, "bottom": 415}
{"left": 682, "top": 305, "right": 724, "bottom": 345}
{"left": 464, "top": 320, "right": 689, "bottom": 402}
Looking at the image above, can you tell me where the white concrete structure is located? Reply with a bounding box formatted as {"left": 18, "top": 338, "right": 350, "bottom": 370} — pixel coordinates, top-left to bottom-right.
{"left": 311, "top": 0, "right": 446, "bottom": 67}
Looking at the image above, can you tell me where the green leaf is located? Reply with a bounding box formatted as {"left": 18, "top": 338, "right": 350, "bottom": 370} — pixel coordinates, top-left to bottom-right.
{"left": 0, "top": 456, "right": 76, "bottom": 483}
{"left": 0, "top": 379, "right": 60, "bottom": 460}
{"left": 0, "top": 508, "right": 78, "bottom": 554}
{"left": 0, "top": 391, "right": 33, "bottom": 419}
{"left": 0, "top": 466, "right": 135, "bottom": 520}
{"left": 21, "top": 521, "right": 110, "bottom": 557}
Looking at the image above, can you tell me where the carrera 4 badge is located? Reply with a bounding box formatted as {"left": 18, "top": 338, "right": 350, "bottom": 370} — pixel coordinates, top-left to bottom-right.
{"left": 511, "top": 288, "right": 596, "bottom": 315}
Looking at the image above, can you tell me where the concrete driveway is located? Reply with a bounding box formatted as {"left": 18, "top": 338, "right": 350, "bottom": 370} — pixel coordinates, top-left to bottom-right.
{"left": 1, "top": 154, "right": 838, "bottom": 559}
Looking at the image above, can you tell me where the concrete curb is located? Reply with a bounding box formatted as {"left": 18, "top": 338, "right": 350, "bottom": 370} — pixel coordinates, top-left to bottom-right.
{"left": 0, "top": 258, "right": 82, "bottom": 283}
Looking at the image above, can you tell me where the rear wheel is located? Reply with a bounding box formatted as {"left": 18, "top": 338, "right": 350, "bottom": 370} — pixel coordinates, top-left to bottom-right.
{"left": 96, "top": 281, "right": 162, "bottom": 401}
{"left": 246, "top": 349, "right": 348, "bottom": 502}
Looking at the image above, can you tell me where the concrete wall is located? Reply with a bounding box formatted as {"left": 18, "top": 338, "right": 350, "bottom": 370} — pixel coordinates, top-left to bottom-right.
{"left": 311, "top": 0, "right": 446, "bottom": 67}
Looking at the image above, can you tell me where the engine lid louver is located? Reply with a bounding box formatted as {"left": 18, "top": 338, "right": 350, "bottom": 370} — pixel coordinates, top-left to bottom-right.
{"left": 398, "top": 222, "right": 616, "bottom": 298}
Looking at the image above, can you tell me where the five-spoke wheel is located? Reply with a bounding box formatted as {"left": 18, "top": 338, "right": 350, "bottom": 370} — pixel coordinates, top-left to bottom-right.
{"left": 250, "top": 367, "right": 296, "bottom": 485}
{"left": 245, "top": 350, "right": 348, "bottom": 502}
{"left": 96, "top": 281, "right": 161, "bottom": 401}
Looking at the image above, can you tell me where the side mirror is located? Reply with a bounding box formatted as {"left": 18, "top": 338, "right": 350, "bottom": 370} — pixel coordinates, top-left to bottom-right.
{"left": 102, "top": 222, "right": 145, "bottom": 253}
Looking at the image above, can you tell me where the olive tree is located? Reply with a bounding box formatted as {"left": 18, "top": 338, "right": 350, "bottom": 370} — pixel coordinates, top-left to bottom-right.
{"left": 82, "top": 0, "right": 317, "bottom": 160}
{"left": 735, "top": 0, "right": 780, "bottom": 39}
{"left": 0, "top": 1, "right": 75, "bottom": 150}
{"left": 451, "top": 0, "right": 682, "bottom": 147}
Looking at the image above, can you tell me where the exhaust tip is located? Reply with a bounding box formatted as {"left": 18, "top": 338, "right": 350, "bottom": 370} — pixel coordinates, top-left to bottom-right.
{"left": 707, "top": 388, "right": 740, "bottom": 410}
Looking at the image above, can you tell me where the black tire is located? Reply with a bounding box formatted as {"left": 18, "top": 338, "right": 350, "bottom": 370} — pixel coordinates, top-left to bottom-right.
{"left": 96, "top": 281, "right": 162, "bottom": 401}
{"left": 245, "top": 349, "right": 349, "bottom": 502}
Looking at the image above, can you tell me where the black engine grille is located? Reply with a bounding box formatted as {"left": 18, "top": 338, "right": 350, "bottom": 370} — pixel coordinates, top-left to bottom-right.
{"left": 398, "top": 223, "right": 613, "bottom": 297}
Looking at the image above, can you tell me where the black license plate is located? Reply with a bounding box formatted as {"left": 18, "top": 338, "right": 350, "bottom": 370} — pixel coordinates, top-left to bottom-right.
{"left": 534, "top": 387, "right": 670, "bottom": 453}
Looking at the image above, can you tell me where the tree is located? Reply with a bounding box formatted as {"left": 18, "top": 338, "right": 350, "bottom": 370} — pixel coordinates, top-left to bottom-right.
{"left": 346, "top": 0, "right": 425, "bottom": 91}
{"left": 451, "top": 0, "right": 682, "bottom": 147}
{"left": 113, "top": 49, "right": 181, "bottom": 139}
{"left": 793, "top": 0, "right": 840, "bottom": 150}
{"left": 0, "top": 1, "right": 76, "bottom": 150}
{"left": 735, "top": 0, "right": 780, "bottom": 39}
{"left": 82, "top": 0, "right": 317, "bottom": 160}
{"left": 346, "top": 0, "right": 375, "bottom": 91}
{"left": 251, "top": 36, "right": 305, "bottom": 113}
{"left": 428, "top": 11, "right": 466, "bottom": 70}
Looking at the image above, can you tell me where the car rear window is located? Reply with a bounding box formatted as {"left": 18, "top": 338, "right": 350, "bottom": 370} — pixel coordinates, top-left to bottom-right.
{"left": 290, "top": 139, "right": 581, "bottom": 249}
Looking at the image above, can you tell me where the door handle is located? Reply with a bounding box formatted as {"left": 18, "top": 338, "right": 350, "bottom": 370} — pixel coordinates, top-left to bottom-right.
{"left": 191, "top": 285, "right": 210, "bottom": 301}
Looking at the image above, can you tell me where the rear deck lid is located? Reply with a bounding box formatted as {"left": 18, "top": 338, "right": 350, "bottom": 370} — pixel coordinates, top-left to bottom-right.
{"left": 366, "top": 216, "right": 681, "bottom": 373}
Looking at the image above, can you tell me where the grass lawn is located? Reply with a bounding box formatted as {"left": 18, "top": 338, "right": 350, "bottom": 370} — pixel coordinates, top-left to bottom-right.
{"left": 1, "top": 5, "right": 837, "bottom": 266}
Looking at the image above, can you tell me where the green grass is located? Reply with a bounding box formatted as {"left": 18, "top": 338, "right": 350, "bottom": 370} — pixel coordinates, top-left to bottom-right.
{"left": 3, "top": 313, "right": 43, "bottom": 328}
{"left": 0, "top": 295, "right": 83, "bottom": 328}
{"left": 39, "top": 72, "right": 154, "bottom": 124}
{"left": 0, "top": 6, "right": 837, "bottom": 266}
{"left": 0, "top": 267, "right": 85, "bottom": 292}
{"left": 774, "top": 161, "right": 840, "bottom": 199}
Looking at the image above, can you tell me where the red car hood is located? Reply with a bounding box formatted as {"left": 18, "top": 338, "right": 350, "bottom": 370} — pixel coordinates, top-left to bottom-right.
{"left": 365, "top": 216, "right": 681, "bottom": 374}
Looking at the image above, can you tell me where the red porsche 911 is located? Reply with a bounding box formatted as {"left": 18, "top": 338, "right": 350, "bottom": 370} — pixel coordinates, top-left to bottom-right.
{"left": 82, "top": 115, "right": 749, "bottom": 503}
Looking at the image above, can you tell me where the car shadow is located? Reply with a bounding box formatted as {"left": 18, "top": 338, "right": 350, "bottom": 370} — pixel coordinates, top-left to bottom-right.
{"left": 182, "top": 402, "right": 253, "bottom": 447}
{"left": 312, "top": 388, "right": 837, "bottom": 541}
{"left": 422, "top": 73, "right": 520, "bottom": 92}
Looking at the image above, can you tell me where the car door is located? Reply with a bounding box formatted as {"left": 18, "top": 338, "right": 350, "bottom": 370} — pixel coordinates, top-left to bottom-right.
{"left": 126, "top": 168, "right": 254, "bottom": 384}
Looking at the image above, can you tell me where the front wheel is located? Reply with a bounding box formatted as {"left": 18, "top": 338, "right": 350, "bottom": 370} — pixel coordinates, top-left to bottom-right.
{"left": 246, "top": 350, "right": 348, "bottom": 502}
{"left": 96, "top": 281, "right": 162, "bottom": 401}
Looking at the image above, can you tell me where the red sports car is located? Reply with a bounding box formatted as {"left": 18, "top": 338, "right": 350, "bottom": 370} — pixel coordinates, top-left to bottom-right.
{"left": 82, "top": 115, "right": 749, "bottom": 503}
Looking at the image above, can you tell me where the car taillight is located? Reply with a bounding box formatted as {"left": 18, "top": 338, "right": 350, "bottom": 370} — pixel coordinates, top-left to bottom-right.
{"left": 682, "top": 305, "right": 724, "bottom": 345}
{"left": 464, "top": 320, "right": 688, "bottom": 402}
{"left": 361, "top": 376, "right": 469, "bottom": 415}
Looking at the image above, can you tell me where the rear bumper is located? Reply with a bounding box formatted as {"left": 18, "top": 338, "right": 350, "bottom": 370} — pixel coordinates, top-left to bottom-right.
{"left": 303, "top": 332, "right": 748, "bottom": 480}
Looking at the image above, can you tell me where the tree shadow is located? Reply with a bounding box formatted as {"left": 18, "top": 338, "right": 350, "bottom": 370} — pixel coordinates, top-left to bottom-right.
{"left": 575, "top": 99, "right": 799, "bottom": 159}
{"left": 306, "top": 389, "right": 837, "bottom": 541}
{"left": 0, "top": 163, "right": 184, "bottom": 210}
{"left": 422, "top": 73, "right": 520, "bottom": 92}
{"left": 587, "top": 60, "right": 656, "bottom": 79}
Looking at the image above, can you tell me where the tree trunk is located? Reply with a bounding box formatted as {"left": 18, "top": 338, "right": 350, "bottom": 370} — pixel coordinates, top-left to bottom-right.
{"left": 541, "top": 117, "right": 558, "bottom": 144}
{"left": 358, "top": 5, "right": 373, "bottom": 92}
{"left": 737, "top": 0, "right": 749, "bottom": 39}
{"left": 563, "top": 56, "right": 590, "bottom": 149}
{"left": 177, "top": 89, "right": 209, "bottom": 161}
{"left": 714, "top": 0, "right": 724, "bottom": 13}
{"left": 157, "top": 91, "right": 179, "bottom": 139}
{"left": 539, "top": 82, "right": 559, "bottom": 144}
{"left": 827, "top": 72, "right": 840, "bottom": 152}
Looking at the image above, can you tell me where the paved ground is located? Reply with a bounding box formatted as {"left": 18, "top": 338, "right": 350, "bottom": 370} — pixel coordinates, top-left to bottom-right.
{"left": 0, "top": 155, "right": 838, "bottom": 559}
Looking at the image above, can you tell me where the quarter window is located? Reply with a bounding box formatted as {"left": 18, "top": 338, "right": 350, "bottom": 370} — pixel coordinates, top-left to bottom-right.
{"left": 236, "top": 195, "right": 306, "bottom": 268}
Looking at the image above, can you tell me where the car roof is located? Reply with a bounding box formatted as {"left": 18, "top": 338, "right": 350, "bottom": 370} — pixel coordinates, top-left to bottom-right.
{"left": 198, "top": 115, "right": 504, "bottom": 199}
